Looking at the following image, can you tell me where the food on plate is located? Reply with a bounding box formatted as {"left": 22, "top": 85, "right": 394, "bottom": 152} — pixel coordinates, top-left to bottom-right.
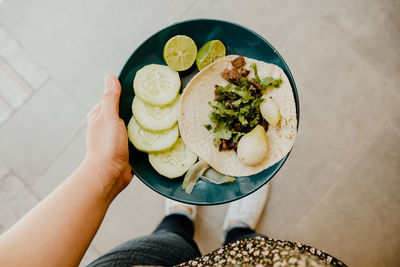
{"left": 128, "top": 62, "right": 196, "bottom": 180}
{"left": 179, "top": 55, "right": 297, "bottom": 176}
{"left": 260, "top": 96, "right": 281, "bottom": 127}
{"left": 196, "top": 40, "right": 226, "bottom": 71}
{"left": 237, "top": 125, "right": 269, "bottom": 166}
{"left": 200, "top": 168, "right": 235, "bottom": 184}
{"left": 148, "top": 138, "right": 197, "bottom": 178}
{"left": 127, "top": 117, "right": 179, "bottom": 152}
{"left": 163, "top": 35, "right": 197, "bottom": 71}
{"left": 132, "top": 94, "right": 180, "bottom": 131}
{"left": 182, "top": 158, "right": 236, "bottom": 194}
{"left": 203, "top": 56, "right": 281, "bottom": 152}
{"left": 133, "top": 64, "right": 180, "bottom": 106}
{"left": 127, "top": 34, "right": 296, "bottom": 194}
{"left": 182, "top": 159, "right": 210, "bottom": 193}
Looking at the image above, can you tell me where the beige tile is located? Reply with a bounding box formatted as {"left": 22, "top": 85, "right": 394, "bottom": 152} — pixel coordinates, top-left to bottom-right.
{"left": 180, "top": 0, "right": 287, "bottom": 30}
{"left": 32, "top": 128, "right": 86, "bottom": 198}
{"left": 0, "top": 103, "right": 10, "bottom": 125}
{"left": 0, "top": 173, "right": 39, "bottom": 233}
{"left": 0, "top": 66, "right": 30, "bottom": 108}
{"left": 0, "top": 161, "right": 9, "bottom": 179}
{"left": 285, "top": 115, "right": 400, "bottom": 267}
{"left": 0, "top": 0, "right": 196, "bottom": 109}
{"left": 345, "top": 1, "right": 400, "bottom": 69}
{"left": 255, "top": 0, "right": 400, "bottom": 239}
{"left": 0, "top": 25, "right": 48, "bottom": 90}
{"left": 0, "top": 80, "right": 86, "bottom": 186}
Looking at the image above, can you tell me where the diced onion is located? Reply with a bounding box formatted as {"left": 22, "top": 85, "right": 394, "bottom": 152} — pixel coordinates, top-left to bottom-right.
{"left": 182, "top": 159, "right": 209, "bottom": 193}
{"left": 200, "top": 168, "right": 235, "bottom": 184}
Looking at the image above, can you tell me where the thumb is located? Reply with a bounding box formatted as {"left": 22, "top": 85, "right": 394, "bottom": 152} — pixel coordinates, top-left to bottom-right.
{"left": 102, "top": 74, "right": 121, "bottom": 118}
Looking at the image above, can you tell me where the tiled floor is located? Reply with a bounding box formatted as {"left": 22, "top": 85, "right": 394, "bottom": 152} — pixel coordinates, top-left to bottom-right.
{"left": 0, "top": 0, "right": 399, "bottom": 266}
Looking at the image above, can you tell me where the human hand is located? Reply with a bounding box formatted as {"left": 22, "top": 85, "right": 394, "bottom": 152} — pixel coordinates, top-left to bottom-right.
{"left": 85, "top": 74, "right": 133, "bottom": 201}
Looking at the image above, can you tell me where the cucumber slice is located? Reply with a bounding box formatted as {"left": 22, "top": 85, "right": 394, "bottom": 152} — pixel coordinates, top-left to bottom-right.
{"left": 133, "top": 64, "right": 180, "bottom": 106}
{"left": 149, "top": 138, "right": 198, "bottom": 178}
{"left": 127, "top": 117, "right": 178, "bottom": 152}
{"left": 132, "top": 95, "right": 180, "bottom": 131}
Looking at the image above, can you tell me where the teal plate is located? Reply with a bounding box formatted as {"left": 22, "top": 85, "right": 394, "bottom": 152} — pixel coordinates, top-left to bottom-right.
{"left": 119, "top": 19, "right": 299, "bottom": 205}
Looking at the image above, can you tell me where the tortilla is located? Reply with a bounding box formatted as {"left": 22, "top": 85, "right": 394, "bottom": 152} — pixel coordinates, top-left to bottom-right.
{"left": 178, "top": 55, "right": 297, "bottom": 177}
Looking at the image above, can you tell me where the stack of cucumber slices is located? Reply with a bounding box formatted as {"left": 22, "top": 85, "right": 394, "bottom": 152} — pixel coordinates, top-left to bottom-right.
{"left": 127, "top": 64, "right": 197, "bottom": 178}
{"left": 127, "top": 35, "right": 229, "bottom": 187}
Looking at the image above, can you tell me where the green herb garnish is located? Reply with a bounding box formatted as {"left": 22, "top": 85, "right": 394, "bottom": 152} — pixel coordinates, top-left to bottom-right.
{"left": 251, "top": 63, "right": 283, "bottom": 91}
{"left": 251, "top": 63, "right": 260, "bottom": 83}
{"left": 208, "top": 62, "right": 283, "bottom": 149}
{"left": 209, "top": 81, "right": 262, "bottom": 145}
{"left": 261, "top": 77, "right": 283, "bottom": 90}
{"left": 204, "top": 124, "right": 212, "bottom": 131}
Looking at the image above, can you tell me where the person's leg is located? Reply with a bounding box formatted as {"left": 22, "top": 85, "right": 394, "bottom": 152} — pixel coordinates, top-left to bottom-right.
{"left": 222, "top": 183, "right": 270, "bottom": 246}
{"left": 88, "top": 202, "right": 200, "bottom": 267}
{"left": 153, "top": 213, "right": 200, "bottom": 254}
{"left": 223, "top": 225, "right": 265, "bottom": 245}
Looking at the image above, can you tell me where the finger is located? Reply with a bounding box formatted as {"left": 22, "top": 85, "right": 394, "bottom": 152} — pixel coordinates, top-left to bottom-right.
{"left": 102, "top": 74, "right": 121, "bottom": 118}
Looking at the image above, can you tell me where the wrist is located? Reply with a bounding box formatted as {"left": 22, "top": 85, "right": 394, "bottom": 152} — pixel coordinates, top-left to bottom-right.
{"left": 78, "top": 157, "right": 119, "bottom": 205}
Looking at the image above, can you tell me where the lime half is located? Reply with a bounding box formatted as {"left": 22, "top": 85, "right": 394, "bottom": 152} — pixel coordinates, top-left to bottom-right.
{"left": 196, "top": 40, "right": 226, "bottom": 71}
{"left": 163, "top": 35, "right": 197, "bottom": 71}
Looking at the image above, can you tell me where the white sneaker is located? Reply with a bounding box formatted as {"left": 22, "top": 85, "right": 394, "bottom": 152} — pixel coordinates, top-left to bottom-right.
{"left": 165, "top": 198, "right": 197, "bottom": 222}
{"left": 222, "top": 183, "right": 271, "bottom": 231}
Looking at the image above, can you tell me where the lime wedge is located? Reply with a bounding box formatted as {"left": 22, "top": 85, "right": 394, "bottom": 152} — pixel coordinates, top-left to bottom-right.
{"left": 196, "top": 40, "right": 226, "bottom": 71}
{"left": 163, "top": 35, "right": 197, "bottom": 71}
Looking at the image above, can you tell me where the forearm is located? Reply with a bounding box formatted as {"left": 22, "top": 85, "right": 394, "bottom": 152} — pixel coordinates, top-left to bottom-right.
{"left": 0, "top": 74, "right": 132, "bottom": 267}
{"left": 0, "top": 160, "right": 113, "bottom": 267}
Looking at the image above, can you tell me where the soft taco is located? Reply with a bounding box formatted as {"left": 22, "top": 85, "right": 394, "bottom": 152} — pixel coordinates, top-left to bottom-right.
{"left": 178, "top": 55, "right": 297, "bottom": 177}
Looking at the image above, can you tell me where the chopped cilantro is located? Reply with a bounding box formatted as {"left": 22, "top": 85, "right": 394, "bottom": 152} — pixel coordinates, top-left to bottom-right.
{"left": 213, "top": 123, "right": 232, "bottom": 142}
{"left": 204, "top": 124, "right": 212, "bottom": 131}
{"left": 249, "top": 114, "right": 260, "bottom": 127}
{"left": 238, "top": 114, "right": 248, "bottom": 125}
{"left": 234, "top": 88, "right": 253, "bottom": 103}
{"left": 232, "top": 99, "right": 242, "bottom": 108}
{"left": 251, "top": 97, "right": 265, "bottom": 109}
{"left": 207, "top": 62, "right": 283, "bottom": 148}
{"left": 239, "top": 77, "right": 250, "bottom": 87}
{"left": 232, "top": 132, "right": 245, "bottom": 143}
{"left": 251, "top": 63, "right": 282, "bottom": 91}
{"left": 260, "top": 76, "right": 283, "bottom": 90}
{"left": 250, "top": 63, "right": 260, "bottom": 83}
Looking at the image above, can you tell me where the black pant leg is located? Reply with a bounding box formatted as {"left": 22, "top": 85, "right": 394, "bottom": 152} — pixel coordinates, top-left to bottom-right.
{"left": 88, "top": 215, "right": 201, "bottom": 267}
{"left": 223, "top": 227, "right": 266, "bottom": 246}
